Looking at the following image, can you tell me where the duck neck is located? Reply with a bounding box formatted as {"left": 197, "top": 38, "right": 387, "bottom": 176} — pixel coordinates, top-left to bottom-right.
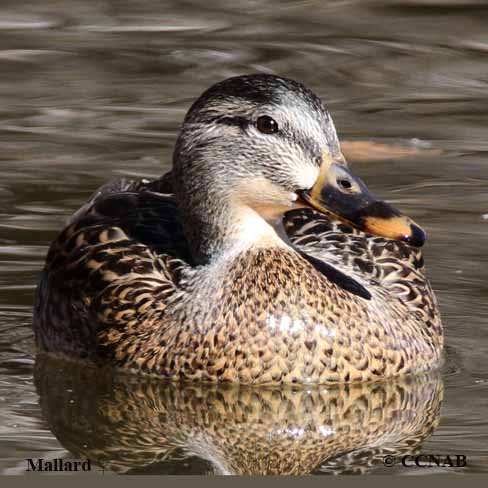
{"left": 176, "top": 191, "right": 287, "bottom": 265}
{"left": 172, "top": 137, "right": 290, "bottom": 265}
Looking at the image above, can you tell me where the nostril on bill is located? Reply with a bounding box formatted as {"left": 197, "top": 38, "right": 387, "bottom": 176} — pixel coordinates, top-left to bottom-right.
{"left": 338, "top": 179, "right": 352, "bottom": 190}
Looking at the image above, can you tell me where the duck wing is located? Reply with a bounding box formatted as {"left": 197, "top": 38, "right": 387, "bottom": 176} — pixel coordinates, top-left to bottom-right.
{"left": 283, "top": 207, "right": 438, "bottom": 324}
{"left": 33, "top": 174, "right": 192, "bottom": 359}
{"left": 283, "top": 207, "right": 425, "bottom": 274}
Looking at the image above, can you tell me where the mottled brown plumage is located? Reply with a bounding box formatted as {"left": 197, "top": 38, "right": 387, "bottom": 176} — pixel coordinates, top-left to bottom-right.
{"left": 33, "top": 74, "right": 443, "bottom": 384}
{"left": 34, "top": 356, "right": 443, "bottom": 475}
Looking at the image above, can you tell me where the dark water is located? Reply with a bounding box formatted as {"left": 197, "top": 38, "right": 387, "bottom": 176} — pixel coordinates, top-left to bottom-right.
{"left": 1, "top": 0, "right": 487, "bottom": 475}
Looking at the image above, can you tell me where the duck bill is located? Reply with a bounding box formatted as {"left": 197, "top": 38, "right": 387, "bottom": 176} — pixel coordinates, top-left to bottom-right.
{"left": 299, "top": 162, "right": 426, "bottom": 247}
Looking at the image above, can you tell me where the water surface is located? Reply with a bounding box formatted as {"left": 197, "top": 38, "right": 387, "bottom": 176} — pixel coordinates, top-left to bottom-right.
{"left": 1, "top": 0, "right": 487, "bottom": 475}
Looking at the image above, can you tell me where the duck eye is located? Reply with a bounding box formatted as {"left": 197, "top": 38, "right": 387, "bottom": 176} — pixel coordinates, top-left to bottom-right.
{"left": 256, "top": 115, "right": 278, "bottom": 134}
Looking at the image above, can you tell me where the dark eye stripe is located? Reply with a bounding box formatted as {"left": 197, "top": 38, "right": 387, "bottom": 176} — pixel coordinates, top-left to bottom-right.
{"left": 214, "top": 116, "right": 249, "bottom": 129}
{"left": 211, "top": 113, "right": 321, "bottom": 164}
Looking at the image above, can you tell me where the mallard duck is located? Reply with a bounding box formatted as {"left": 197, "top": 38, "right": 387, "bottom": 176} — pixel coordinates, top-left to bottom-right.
{"left": 33, "top": 74, "right": 443, "bottom": 384}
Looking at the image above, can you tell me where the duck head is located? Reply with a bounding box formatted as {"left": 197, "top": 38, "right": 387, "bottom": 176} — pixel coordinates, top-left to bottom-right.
{"left": 173, "top": 74, "right": 425, "bottom": 264}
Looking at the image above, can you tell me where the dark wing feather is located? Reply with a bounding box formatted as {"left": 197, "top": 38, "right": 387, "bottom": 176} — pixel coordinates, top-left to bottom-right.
{"left": 34, "top": 175, "right": 191, "bottom": 359}
{"left": 283, "top": 207, "right": 437, "bottom": 323}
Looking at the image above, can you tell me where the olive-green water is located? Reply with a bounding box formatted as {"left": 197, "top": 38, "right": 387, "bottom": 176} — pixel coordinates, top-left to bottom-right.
{"left": 0, "top": 0, "right": 487, "bottom": 476}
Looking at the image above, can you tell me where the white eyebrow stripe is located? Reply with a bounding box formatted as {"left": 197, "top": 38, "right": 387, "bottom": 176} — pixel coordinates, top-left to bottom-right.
{"left": 279, "top": 101, "right": 338, "bottom": 150}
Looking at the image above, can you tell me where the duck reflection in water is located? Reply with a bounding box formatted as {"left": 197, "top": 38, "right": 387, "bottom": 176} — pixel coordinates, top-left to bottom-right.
{"left": 35, "top": 356, "right": 443, "bottom": 475}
